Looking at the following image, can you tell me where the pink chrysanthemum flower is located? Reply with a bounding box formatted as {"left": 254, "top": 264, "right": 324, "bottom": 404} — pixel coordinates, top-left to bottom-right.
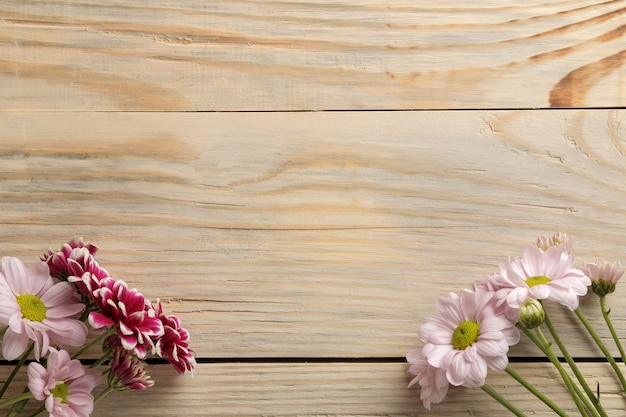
{"left": 27, "top": 348, "right": 100, "bottom": 417}
{"left": 105, "top": 336, "right": 154, "bottom": 391}
{"left": 418, "top": 290, "right": 519, "bottom": 388}
{"left": 407, "top": 348, "right": 449, "bottom": 409}
{"left": 88, "top": 277, "right": 164, "bottom": 358}
{"left": 535, "top": 232, "right": 573, "bottom": 253}
{"left": 479, "top": 245, "right": 590, "bottom": 312}
{"left": 153, "top": 300, "right": 196, "bottom": 374}
{"left": 581, "top": 259, "right": 624, "bottom": 296}
{"left": 0, "top": 257, "right": 88, "bottom": 360}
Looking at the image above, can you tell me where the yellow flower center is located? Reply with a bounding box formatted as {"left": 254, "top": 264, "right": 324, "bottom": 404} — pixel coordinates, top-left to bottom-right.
{"left": 451, "top": 320, "right": 480, "bottom": 350}
{"left": 525, "top": 275, "right": 551, "bottom": 287}
{"left": 16, "top": 294, "right": 47, "bottom": 322}
{"left": 50, "top": 382, "right": 69, "bottom": 403}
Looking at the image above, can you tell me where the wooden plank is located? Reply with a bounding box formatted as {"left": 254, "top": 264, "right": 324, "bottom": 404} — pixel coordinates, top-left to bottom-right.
{"left": 99, "top": 362, "right": 626, "bottom": 416}
{"left": 1, "top": 110, "right": 626, "bottom": 359}
{"left": 2, "top": 362, "right": 623, "bottom": 416}
{"left": 1, "top": 0, "right": 625, "bottom": 111}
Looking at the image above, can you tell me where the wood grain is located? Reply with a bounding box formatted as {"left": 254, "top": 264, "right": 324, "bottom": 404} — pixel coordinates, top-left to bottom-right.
{"left": 1, "top": 110, "right": 626, "bottom": 361}
{"left": 4, "top": 362, "right": 623, "bottom": 417}
{"left": 94, "top": 362, "right": 626, "bottom": 416}
{"left": 1, "top": 0, "right": 625, "bottom": 111}
{"left": 3, "top": 2, "right": 626, "bottom": 416}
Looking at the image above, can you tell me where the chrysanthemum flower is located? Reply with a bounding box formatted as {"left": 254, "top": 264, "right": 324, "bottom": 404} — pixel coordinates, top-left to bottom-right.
{"left": 41, "top": 238, "right": 105, "bottom": 280}
{"left": 69, "top": 270, "right": 108, "bottom": 303}
{"left": 105, "top": 336, "right": 154, "bottom": 391}
{"left": 0, "top": 257, "right": 88, "bottom": 360}
{"left": 418, "top": 290, "right": 519, "bottom": 388}
{"left": 153, "top": 300, "right": 196, "bottom": 374}
{"left": 407, "top": 348, "right": 449, "bottom": 409}
{"left": 478, "top": 245, "right": 590, "bottom": 312}
{"left": 27, "top": 348, "right": 100, "bottom": 417}
{"left": 42, "top": 238, "right": 109, "bottom": 296}
{"left": 88, "top": 277, "right": 164, "bottom": 358}
{"left": 535, "top": 232, "right": 572, "bottom": 253}
{"left": 581, "top": 259, "right": 624, "bottom": 296}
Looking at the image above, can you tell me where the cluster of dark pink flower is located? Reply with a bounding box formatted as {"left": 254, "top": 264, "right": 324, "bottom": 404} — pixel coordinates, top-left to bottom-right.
{"left": 0, "top": 238, "right": 196, "bottom": 417}
{"left": 407, "top": 233, "right": 625, "bottom": 417}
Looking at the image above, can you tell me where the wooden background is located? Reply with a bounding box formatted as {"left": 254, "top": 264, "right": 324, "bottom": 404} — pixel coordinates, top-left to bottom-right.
{"left": 1, "top": 0, "right": 626, "bottom": 416}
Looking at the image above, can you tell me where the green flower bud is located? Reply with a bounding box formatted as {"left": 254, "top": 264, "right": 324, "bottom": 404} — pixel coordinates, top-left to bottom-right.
{"left": 518, "top": 299, "right": 545, "bottom": 329}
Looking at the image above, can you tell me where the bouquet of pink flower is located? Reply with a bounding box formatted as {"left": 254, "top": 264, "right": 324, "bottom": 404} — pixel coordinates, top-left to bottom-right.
{"left": 0, "top": 238, "right": 196, "bottom": 417}
{"left": 407, "top": 233, "right": 625, "bottom": 417}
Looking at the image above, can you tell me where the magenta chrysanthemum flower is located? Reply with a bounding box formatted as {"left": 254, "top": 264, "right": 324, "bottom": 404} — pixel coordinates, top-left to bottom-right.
{"left": 68, "top": 270, "right": 108, "bottom": 302}
{"left": 407, "top": 348, "right": 449, "bottom": 409}
{"left": 0, "top": 257, "right": 88, "bottom": 360}
{"left": 105, "top": 336, "right": 154, "bottom": 391}
{"left": 41, "top": 238, "right": 105, "bottom": 280}
{"left": 88, "top": 277, "right": 163, "bottom": 358}
{"left": 27, "top": 348, "right": 100, "bottom": 417}
{"left": 153, "top": 300, "right": 196, "bottom": 374}
{"left": 480, "top": 245, "right": 590, "bottom": 312}
{"left": 42, "top": 238, "right": 109, "bottom": 296}
{"left": 418, "top": 290, "right": 519, "bottom": 388}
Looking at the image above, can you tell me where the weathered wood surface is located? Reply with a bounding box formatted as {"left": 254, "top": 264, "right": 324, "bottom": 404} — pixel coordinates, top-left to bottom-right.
{"left": 2, "top": 110, "right": 626, "bottom": 361}
{"left": 3, "top": 363, "right": 626, "bottom": 417}
{"left": 2, "top": 110, "right": 626, "bottom": 415}
{"left": 77, "top": 362, "right": 626, "bottom": 416}
{"left": 1, "top": 0, "right": 625, "bottom": 111}
{"left": 3, "top": 1, "right": 626, "bottom": 416}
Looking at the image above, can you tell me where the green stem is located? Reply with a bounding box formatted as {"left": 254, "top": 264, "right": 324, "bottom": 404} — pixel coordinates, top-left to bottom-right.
{"left": 72, "top": 327, "right": 116, "bottom": 359}
{"left": 505, "top": 366, "right": 571, "bottom": 417}
{"left": 7, "top": 387, "right": 32, "bottom": 417}
{"left": 599, "top": 295, "right": 626, "bottom": 370}
{"left": 0, "top": 392, "right": 33, "bottom": 409}
{"left": 520, "top": 326, "right": 594, "bottom": 417}
{"left": 543, "top": 311, "right": 608, "bottom": 417}
{"left": 90, "top": 353, "right": 110, "bottom": 369}
{"left": 575, "top": 306, "right": 626, "bottom": 392}
{"left": 94, "top": 386, "right": 114, "bottom": 404}
{"left": 0, "top": 343, "right": 34, "bottom": 400}
{"left": 481, "top": 383, "right": 527, "bottom": 417}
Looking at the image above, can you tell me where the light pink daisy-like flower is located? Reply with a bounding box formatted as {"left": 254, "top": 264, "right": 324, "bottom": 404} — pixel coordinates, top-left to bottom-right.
{"left": 535, "top": 232, "right": 573, "bottom": 253}
{"left": 581, "top": 259, "right": 624, "bottom": 296}
{"left": 0, "top": 257, "right": 88, "bottom": 360}
{"left": 407, "top": 348, "right": 449, "bottom": 409}
{"left": 88, "top": 277, "right": 164, "bottom": 358}
{"left": 479, "top": 245, "right": 590, "bottom": 312}
{"left": 105, "top": 336, "right": 154, "bottom": 391}
{"left": 418, "top": 290, "right": 519, "bottom": 388}
{"left": 153, "top": 300, "right": 196, "bottom": 375}
{"left": 28, "top": 348, "right": 100, "bottom": 417}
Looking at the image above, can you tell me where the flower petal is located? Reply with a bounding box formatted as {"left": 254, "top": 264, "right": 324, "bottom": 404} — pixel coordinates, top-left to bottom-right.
{"left": 1, "top": 257, "right": 28, "bottom": 295}
{"left": 2, "top": 328, "right": 29, "bottom": 360}
{"left": 88, "top": 311, "right": 114, "bottom": 329}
